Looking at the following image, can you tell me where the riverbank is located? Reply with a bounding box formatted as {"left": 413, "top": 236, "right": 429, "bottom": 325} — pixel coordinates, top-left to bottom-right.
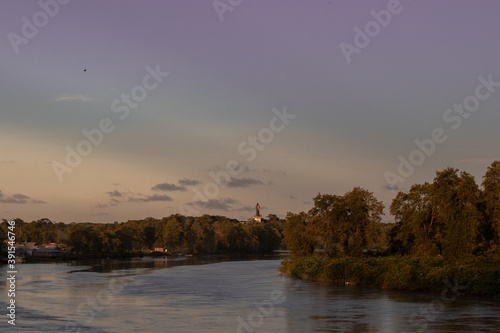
{"left": 279, "top": 255, "right": 500, "bottom": 297}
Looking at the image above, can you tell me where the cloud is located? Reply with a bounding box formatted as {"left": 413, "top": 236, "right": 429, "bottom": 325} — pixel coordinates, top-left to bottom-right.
{"left": 226, "top": 178, "right": 264, "bottom": 188}
{"left": 128, "top": 194, "right": 173, "bottom": 203}
{"left": 151, "top": 183, "right": 187, "bottom": 192}
{"left": 189, "top": 198, "right": 237, "bottom": 211}
{"left": 99, "top": 187, "right": 174, "bottom": 207}
{"left": 106, "top": 190, "right": 123, "bottom": 197}
{"left": 383, "top": 184, "right": 404, "bottom": 192}
{"left": 51, "top": 93, "right": 95, "bottom": 102}
{"left": 192, "top": 199, "right": 230, "bottom": 211}
{"left": 178, "top": 178, "right": 201, "bottom": 186}
{"left": 96, "top": 198, "right": 121, "bottom": 208}
{"left": 234, "top": 205, "right": 255, "bottom": 212}
{"left": 0, "top": 190, "right": 47, "bottom": 204}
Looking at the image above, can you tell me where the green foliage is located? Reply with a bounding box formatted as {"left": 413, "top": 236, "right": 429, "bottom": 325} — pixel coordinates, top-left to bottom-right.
{"left": 481, "top": 161, "right": 500, "bottom": 250}
{"left": 1, "top": 214, "right": 284, "bottom": 258}
{"left": 279, "top": 163, "right": 500, "bottom": 297}
{"left": 389, "top": 163, "right": 500, "bottom": 259}
{"left": 280, "top": 255, "right": 500, "bottom": 297}
{"left": 283, "top": 187, "right": 384, "bottom": 257}
{"left": 283, "top": 212, "right": 316, "bottom": 256}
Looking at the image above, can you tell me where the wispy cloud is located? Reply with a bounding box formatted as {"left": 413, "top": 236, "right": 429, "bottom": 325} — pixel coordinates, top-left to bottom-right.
{"left": 96, "top": 198, "right": 121, "bottom": 208}
{"left": 0, "top": 190, "right": 46, "bottom": 204}
{"left": 383, "top": 184, "right": 404, "bottom": 192}
{"left": 151, "top": 183, "right": 187, "bottom": 192}
{"left": 188, "top": 198, "right": 238, "bottom": 211}
{"left": 192, "top": 199, "right": 229, "bottom": 211}
{"left": 128, "top": 194, "right": 173, "bottom": 203}
{"left": 106, "top": 190, "right": 123, "bottom": 197}
{"left": 178, "top": 178, "right": 201, "bottom": 186}
{"left": 99, "top": 186, "right": 175, "bottom": 207}
{"left": 226, "top": 177, "right": 264, "bottom": 188}
{"left": 234, "top": 205, "right": 255, "bottom": 212}
{"left": 51, "top": 93, "right": 95, "bottom": 102}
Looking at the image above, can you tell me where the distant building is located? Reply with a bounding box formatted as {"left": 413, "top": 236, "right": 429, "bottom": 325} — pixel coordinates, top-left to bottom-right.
{"left": 37, "top": 248, "right": 63, "bottom": 258}
{"left": 16, "top": 242, "right": 39, "bottom": 256}
{"left": 14, "top": 242, "right": 68, "bottom": 257}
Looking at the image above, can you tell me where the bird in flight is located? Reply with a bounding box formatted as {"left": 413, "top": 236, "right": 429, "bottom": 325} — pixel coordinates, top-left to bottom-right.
{"left": 83, "top": 69, "right": 87, "bottom": 72}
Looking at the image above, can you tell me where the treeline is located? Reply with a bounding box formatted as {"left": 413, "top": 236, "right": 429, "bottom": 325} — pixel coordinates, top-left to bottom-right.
{"left": 283, "top": 161, "right": 500, "bottom": 260}
{"left": 389, "top": 162, "right": 500, "bottom": 258}
{"left": 0, "top": 215, "right": 284, "bottom": 257}
{"left": 280, "top": 161, "right": 500, "bottom": 296}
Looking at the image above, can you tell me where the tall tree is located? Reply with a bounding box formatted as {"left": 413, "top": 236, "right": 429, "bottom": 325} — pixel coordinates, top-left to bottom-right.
{"left": 283, "top": 212, "right": 316, "bottom": 256}
{"left": 433, "top": 168, "right": 481, "bottom": 259}
{"left": 163, "top": 215, "right": 185, "bottom": 252}
{"left": 481, "top": 161, "right": 500, "bottom": 251}
{"left": 341, "top": 187, "right": 384, "bottom": 256}
{"left": 390, "top": 182, "right": 439, "bottom": 256}
{"left": 308, "top": 193, "right": 345, "bottom": 256}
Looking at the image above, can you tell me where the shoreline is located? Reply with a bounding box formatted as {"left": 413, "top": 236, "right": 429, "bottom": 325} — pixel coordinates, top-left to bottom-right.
{"left": 279, "top": 255, "right": 500, "bottom": 298}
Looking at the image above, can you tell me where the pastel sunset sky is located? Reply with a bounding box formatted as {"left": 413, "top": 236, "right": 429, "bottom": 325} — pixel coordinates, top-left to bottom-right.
{"left": 1, "top": 0, "right": 499, "bottom": 222}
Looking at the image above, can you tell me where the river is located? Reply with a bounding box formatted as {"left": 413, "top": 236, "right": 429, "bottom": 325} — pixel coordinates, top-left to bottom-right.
{"left": 1, "top": 255, "right": 498, "bottom": 332}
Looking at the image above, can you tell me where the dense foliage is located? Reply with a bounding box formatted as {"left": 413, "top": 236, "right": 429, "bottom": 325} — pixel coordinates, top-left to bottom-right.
{"left": 0, "top": 215, "right": 284, "bottom": 257}
{"left": 283, "top": 187, "right": 385, "bottom": 257}
{"left": 283, "top": 161, "right": 500, "bottom": 259}
{"left": 279, "top": 255, "right": 500, "bottom": 297}
{"left": 389, "top": 162, "right": 500, "bottom": 258}
{"left": 280, "top": 162, "right": 500, "bottom": 296}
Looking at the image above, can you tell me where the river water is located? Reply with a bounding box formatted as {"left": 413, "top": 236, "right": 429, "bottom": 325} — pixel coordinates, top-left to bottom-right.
{"left": 1, "top": 255, "right": 498, "bottom": 332}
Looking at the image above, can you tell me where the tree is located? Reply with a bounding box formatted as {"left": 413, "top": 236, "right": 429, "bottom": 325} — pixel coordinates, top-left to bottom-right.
{"left": 433, "top": 168, "right": 481, "bottom": 259}
{"left": 308, "top": 193, "right": 345, "bottom": 256}
{"left": 341, "top": 187, "right": 384, "bottom": 256}
{"left": 283, "top": 212, "right": 316, "bottom": 256}
{"left": 391, "top": 168, "right": 482, "bottom": 259}
{"left": 481, "top": 161, "right": 500, "bottom": 251}
{"left": 214, "top": 218, "right": 245, "bottom": 253}
{"left": 190, "top": 215, "right": 216, "bottom": 253}
{"left": 390, "top": 182, "right": 439, "bottom": 256}
{"left": 163, "top": 215, "right": 185, "bottom": 252}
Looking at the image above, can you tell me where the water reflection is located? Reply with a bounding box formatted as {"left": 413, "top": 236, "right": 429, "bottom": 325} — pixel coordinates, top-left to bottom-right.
{"left": 0, "top": 256, "right": 498, "bottom": 333}
{"left": 282, "top": 277, "right": 499, "bottom": 333}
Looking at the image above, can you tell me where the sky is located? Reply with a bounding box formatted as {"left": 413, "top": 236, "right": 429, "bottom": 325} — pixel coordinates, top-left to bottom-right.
{"left": 1, "top": 0, "right": 499, "bottom": 223}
